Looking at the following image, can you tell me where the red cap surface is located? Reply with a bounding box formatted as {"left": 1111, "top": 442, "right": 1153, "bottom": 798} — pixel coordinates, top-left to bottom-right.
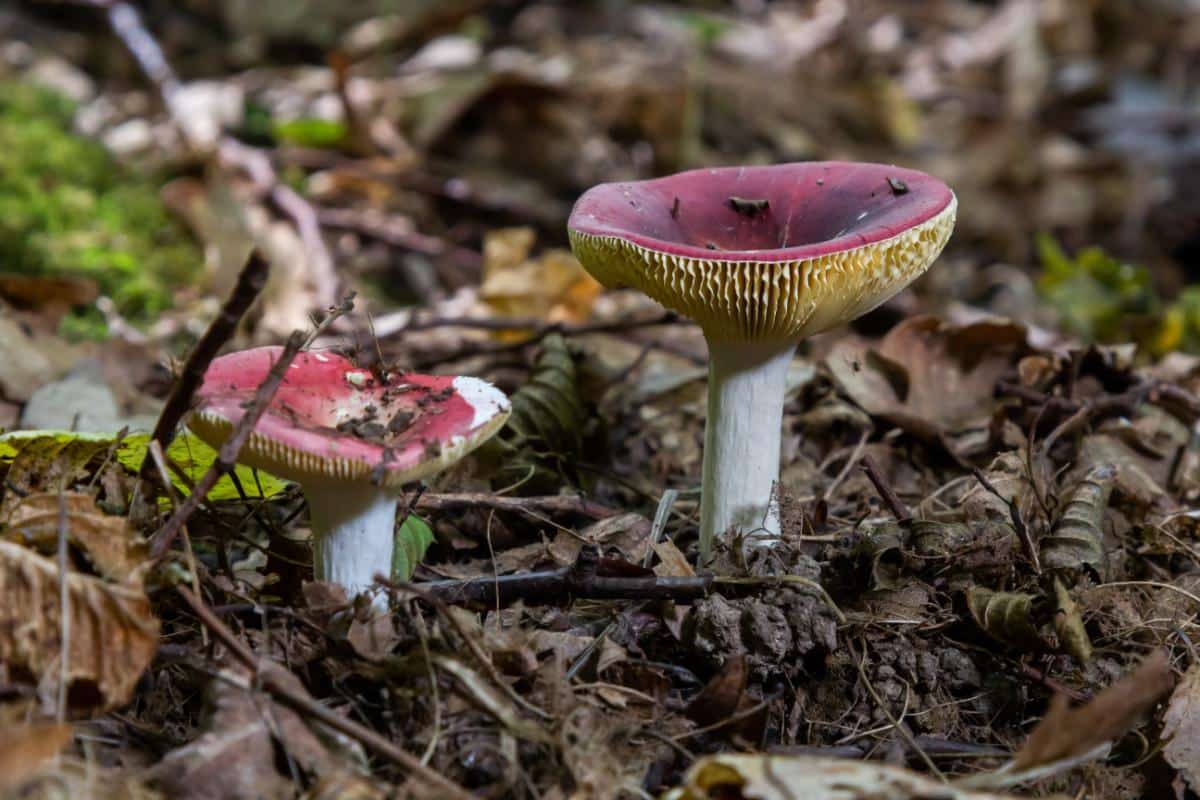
{"left": 567, "top": 161, "right": 956, "bottom": 340}
{"left": 189, "top": 347, "right": 510, "bottom": 487}
{"left": 568, "top": 161, "right": 953, "bottom": 261}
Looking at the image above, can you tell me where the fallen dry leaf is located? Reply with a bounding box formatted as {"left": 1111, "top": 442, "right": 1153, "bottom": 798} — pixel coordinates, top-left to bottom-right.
{"left": 1011, "top": 649, "right": 1173, "bottom": 772}
{"left": 826, "top": 315, "right": 1027, "bottom": 455}
{"left": 0, "top": 721, "right": 73, "bottom": 792}
{"left": 5, "top": 492, "right": 148, "bottom": 585}
{"left": 1162, "top": 664, "right": 1200, "bottom": 792}
{"left": 663, "top": 753, "right": 1020, "bottom": 799}
{"left": 0, "top": 540, "right": 158, "bottom": 714}
{"left": 479, "top": 226, "right": 603, "bottom": 337}
{"left": 151, "top": 677, "right": 384, "bottom": 800}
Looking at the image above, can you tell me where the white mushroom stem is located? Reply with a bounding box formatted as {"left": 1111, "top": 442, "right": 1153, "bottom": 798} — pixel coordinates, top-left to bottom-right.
{"left": 699, "top": 338, "right": 797, "bottom": 561}
{"left": 305, "top": 483, "right": 397, "bottom": 605}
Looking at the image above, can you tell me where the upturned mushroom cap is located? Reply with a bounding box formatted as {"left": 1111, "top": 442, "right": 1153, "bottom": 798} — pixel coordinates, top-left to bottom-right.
{"left": 568, "top": 162, "right": 956, "bottom": 341}
{"left": 189, "top": 347, "right": 511, "bottom": 488}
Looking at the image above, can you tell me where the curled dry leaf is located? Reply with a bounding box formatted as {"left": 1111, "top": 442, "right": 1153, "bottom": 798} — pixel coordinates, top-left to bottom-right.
{"left": 662, "top": 753, "right": 1019, "bottom": 800}
{"left": 5, "top": 492, "right": 148, "bottom": 585}
{"left": 0, "top": 540, "right": 158, "bottom": 714}
{"left": 1040, "top": 463, "right": 1114, "bottom": 580}
{"left": 1162, "top": 664, "right": 1200, "bottom": 792}
{"left": 967, "top": 586, "right": 1043, "bottom": 650}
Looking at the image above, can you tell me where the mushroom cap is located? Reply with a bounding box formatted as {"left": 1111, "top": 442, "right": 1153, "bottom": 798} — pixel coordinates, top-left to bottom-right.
{"left": 568, "top": 161, "right": 956, "bottom": 341}
{"left": 188, "top": 347, "right": 511, "bottom": 488}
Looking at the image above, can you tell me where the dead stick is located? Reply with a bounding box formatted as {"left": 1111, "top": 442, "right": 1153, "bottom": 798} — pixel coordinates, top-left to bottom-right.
{"left": 415, "top": 491, "right": 618, "bottom": 521}
{"left": 151, "top": 332, "right": 303, "bottom": 560}
{"left": 971, "top": 467, "right": 1041, "bottom": 574}
{"left": 860, "top": 455, "right": 911, "bottom": 524}
{"left": 140, "top": 253, "right": 269, "bottom": 483}
{"left": 175, "top": 586, "right": 472, "bottom": 799}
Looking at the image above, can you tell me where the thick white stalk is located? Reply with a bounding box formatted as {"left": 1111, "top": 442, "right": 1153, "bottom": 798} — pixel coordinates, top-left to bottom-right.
{"left": 305, "top": 483, "right": 397, "bottom": 605}
{"left": 699, "top": 338, "right": 797, "bottom": 560}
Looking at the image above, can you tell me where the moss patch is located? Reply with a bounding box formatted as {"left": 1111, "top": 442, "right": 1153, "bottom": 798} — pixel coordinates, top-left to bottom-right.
{"left": 0, "top": 81, "right": 199, "bottom": 334}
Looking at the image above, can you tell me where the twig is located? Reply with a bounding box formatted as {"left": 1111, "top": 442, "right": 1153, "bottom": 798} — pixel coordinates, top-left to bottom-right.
{"left": 860, "top": 455, "right": 912, "bottom": 524}
{"left": 971, "top": 467, "right": 1041, "bottom": 574}
{"left": 407, "top": 312, "right": 687, "bottom": 367}
{"left": 175, "top": 586, "right": 472, "bottom": 798}
{"left": 151, "top": 332, "right": 304, "bottom": 560}
{"left": 850, "top": 639, "right": 945, "bottom": 781}
{"left": 303, "top": 291, "right": 357, "bottom": 349}
{"left": 415, "top": 492, "right": 618, "bottom": 521}
{"left": 140, "top": 254, "right": 270, "bottom": 484}
{"left": 315, "top": 206, "right": 481, "bottom": 269}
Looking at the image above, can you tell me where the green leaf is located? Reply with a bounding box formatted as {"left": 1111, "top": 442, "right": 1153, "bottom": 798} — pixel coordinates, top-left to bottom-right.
{"left": 0, "top": 430, "right": 288, "bottom": 501}
{"left": 270, "top": 118, "right": 347, "bottom": 148}
{"left": 392, "top": 514, "right": 434, "bottom": 581}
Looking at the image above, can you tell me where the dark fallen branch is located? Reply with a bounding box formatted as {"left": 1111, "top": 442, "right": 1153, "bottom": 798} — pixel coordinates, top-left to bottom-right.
{"left": 389, "top": 545, "right": 844, "bottom": 620}
{"left": 151, "top": 332, "right": 304, "bottom": 560}
{"left": 139, "top": 253, "right": 269, "bottom": 484}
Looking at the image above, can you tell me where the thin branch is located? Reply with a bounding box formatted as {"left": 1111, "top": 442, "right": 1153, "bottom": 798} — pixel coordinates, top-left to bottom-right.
{"left": 175, "top": 586, "right": 472, "bottom": 799}
{"left": 140, "top": 253, "right": 270, "bottom": 484}
{"left": 415, "top": 492, "right": 619, "bottom": 521}
{"left": 860, "top": 455, "right": 912, "bottom": 524}
{"left": 151, "top": 332, "right": 304, "bottom": 560}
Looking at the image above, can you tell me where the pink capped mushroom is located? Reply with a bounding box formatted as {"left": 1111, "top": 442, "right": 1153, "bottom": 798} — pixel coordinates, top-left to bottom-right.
{"left": 569, "top": 162, "right": 956, "bottom": 559}
{"left": 188, "top": 346, "right": 510, "bottom": 600}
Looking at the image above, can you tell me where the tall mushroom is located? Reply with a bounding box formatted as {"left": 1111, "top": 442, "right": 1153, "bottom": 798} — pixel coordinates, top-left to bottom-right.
{"left": 568, "top": 162, "right": 955, "bottom": 559}
{"left": 188, "top": 346, "right": 510, "bottom": 600}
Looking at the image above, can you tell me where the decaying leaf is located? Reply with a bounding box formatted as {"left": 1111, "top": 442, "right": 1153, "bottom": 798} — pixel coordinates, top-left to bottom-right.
{"left": 663, "top": 753, "right": 1019, "bottom": 800}
{"left": 1050, "top": 576, "right": 1092, "bottom": 664}
{"left": 1040, "top": 463, "right": 1115, "bottom": 580}
{"left": 1010, "top": 650, "right": 1173, "bottom": 773}
{"left": 0, "top": 540, "right": 158, "bottom": 714}
{"left": 1162, "top": 664, "right": 1200, "bottom": 792}
{"left": 4, "top": 492, "right": 147, "bottom": 585}
{"left": 967, "top": 586, "right": 1043, "bottom": 650}
{"left": 479, "top": 227, "right": 602, "bottom": 335}
{"left": 432, "top": 654, "right": 553, "bottom": 744}
{"left": 0, "top": 721, "right": 73, "bottom": 792}
{"left": 151, "top": 677, "right": 384, "bottom": 799}
{"left": 827, "top": 316, "right": 1027, "bottom": 442}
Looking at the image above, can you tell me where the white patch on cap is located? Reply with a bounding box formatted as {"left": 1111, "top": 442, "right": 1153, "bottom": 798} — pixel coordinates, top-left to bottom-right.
{"left": 452, "top": 376, "right": 510, "bottom": 430}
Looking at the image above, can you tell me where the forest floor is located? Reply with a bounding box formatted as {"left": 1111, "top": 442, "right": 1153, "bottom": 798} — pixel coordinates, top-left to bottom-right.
{"left": 2, "top": 2, "right": 1200, "bottom": 799}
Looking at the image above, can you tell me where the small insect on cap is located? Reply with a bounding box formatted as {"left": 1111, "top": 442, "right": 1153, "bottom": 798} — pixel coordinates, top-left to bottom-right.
{"left": 189, "top": 347, "right": 511, "bottom": 488}
{"left": 568, "top": 162, "right": 956, "bottom": 341}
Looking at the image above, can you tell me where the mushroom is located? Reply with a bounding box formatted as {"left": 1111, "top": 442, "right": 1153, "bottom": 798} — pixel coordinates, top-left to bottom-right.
{"left": 568, "top": 162, "right": 955, "bottom": 558}
{"left": 188, "top": 346, "right": 510, "bottom": 600}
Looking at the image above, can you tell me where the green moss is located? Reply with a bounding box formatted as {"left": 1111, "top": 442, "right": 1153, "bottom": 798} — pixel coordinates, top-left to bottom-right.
{"left": 0, "top": 81, "right": 199, "bottom": 332}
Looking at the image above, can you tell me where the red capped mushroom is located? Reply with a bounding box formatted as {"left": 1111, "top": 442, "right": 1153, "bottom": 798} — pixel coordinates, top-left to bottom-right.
{"left": 189, "top": 346, "right": 510, "bottom": 601}
{"left": 569, "top": 162, "right": 956, "bottom": 558}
